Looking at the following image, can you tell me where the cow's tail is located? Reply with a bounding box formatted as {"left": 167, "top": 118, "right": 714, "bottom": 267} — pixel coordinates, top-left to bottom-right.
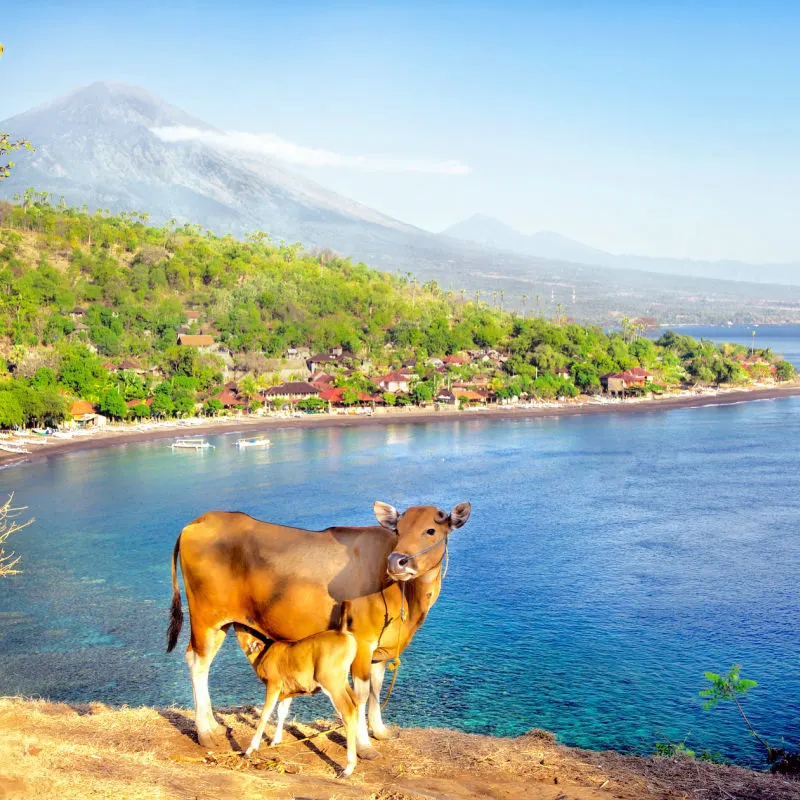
{"left": 166, "top": 535, "right": 184, "bottom": 653}
{"left": 339, "top": 599, "right": 352, "bottom": 634}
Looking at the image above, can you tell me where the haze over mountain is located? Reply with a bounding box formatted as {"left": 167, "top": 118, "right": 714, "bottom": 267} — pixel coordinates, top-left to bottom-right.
{"left": 443, "top": 214, "right": 800, "bottom": 286}
{"left": 3, "top": 81, "right": 800, "bottom": 324}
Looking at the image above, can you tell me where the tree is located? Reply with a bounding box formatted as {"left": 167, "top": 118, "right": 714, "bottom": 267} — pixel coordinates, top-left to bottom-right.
{"left": 296, "top": 396, "right": 325, "bottom": 413}
{"left": 411, "top": 381, "right": 434, "bottom": 405}
{"left": 99, "top": 388, "right": 127, "bottom": 420}
{"left": 0, "top": 493, "right": 33, "bottom": 577}
{"left": 775, "top": 360, "right": 796, "bottom": 382}
{"left": 700, "top": 665, "right": 799, "bottom": 775}
{"left": 0, "top": 46, "right": 34, "bottom": 183}
{"left": 151, "top": 391, "right": 175, "bottom": 418}
{"left": 128, "top": 403, "right": 151, "bottom": 420}
{"left": 341, "top": 387, "right": 359, "bottom": 406}
{"left": 202, "top": 398, "right": 223, "bottom": 416}
{"left": 0, "top": 392, "right": 24, "bottom": 429}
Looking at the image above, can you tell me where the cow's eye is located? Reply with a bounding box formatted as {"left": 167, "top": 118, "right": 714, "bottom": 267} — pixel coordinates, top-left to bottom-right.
{"left": 425, "top": 528, "right": 436, "bottom": 536}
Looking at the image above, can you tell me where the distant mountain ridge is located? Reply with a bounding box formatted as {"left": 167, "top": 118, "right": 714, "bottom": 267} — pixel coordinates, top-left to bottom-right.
{"left": 442, "top": 214, "right": 800, "bottom": 286}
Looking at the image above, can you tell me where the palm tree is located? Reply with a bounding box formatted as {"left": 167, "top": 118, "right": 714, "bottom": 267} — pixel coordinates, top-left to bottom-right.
{"left": 522, "top": 294, "right": 527, "bottom": 317}
{"left": 238, "top": 375, "right": 258, "bottom": 411}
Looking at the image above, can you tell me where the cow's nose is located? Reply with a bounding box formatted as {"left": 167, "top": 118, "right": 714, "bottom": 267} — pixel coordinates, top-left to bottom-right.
{"left": 387, "top": 553, "right": 410, "bottom": 572}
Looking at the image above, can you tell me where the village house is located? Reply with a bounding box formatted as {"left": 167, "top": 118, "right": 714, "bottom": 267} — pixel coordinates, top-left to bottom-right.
{"left": 452, "top": 387, "right": 487, "bottom": 406}
{"left": 69, "top": 399, "right": 107, "bottom": 428}
{"left": 285, "top": 346, "right": 311, "bottom": 360}
{"left": 376, "top": 370, "right": 414, "bottom": 394}
{"left": 125, "top": 397, "right": 153, "bottom": 410}
{"left": 176, "top": 334, "right": 215, "bottom": 353}
{"left": 443, "top": 355, "right": 469, "bottom": 366}
{"left": 554, "top": 366, "right": 572, "bottom": 380}
{"left": 263, "top": 381, "right": 321, "bottom": 402}
{"left": 317, "top": 386, "right": 377, "bottom": 409}
{"left": 601, "top": 368, "right": 654, "bottom": 395}
{"left": 69, "top": 306, "right": 87, "bottom": 321}
{"left": 307, "top": 348, "right": 358, "bottom": 373}
{"left": 435, "top": 388, "right": 457, "bottom": 405}
{"left": 212, "top": 387, "right": 247, "bottom": 410}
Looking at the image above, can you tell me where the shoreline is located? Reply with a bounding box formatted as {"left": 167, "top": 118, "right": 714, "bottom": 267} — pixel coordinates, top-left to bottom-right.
{"left": 2, "top": 381, "right": 799, "bottom": 470}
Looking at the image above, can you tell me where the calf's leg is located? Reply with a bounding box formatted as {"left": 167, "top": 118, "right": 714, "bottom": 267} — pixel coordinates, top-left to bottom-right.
{"left": 328, "top": 686, "right": 359, "bottom": 777}
{"left": 270, "top": 698, "right": 292, "bottom": 746}
{"left": 246, "top": 684, "right": 280, "bottom": 755}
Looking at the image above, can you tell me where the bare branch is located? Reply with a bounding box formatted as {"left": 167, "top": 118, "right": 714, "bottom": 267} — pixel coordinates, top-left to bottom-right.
{"left": 0, "top": 492, "right": 34, "bottom": 577}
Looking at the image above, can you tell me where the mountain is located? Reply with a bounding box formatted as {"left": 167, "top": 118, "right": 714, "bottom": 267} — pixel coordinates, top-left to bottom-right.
{"left": 0, "top": 81, "right": 423, "bottom": 252}
{"left": 3, "top": 82, "right": 800, "bottom": 324}
{"left": 442, "top": 214, "right": 613, "bottom": 266}
{"left": 442, "top": 215, "right": 800, "bottom": 286}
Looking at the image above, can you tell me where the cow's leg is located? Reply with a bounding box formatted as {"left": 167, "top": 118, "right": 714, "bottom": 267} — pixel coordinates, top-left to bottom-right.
{"left": 270, "top": 697, "right": 292, "bottom": 746}
{"left": 246, "top": 685, "right": 279, "bottom": 755}
{"left": 186, "top": 625, "right": 227, "bottom": 748}
{"left": 368, "top": 660, "right": 398, "bottom": 740}
{"left": 351, "top": 649, "right": 380, "bottom": 760}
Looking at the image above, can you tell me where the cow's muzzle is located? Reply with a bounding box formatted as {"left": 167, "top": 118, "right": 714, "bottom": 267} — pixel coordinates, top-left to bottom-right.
{"left": 386, "top": 552, "right": 417, "bottom": 581}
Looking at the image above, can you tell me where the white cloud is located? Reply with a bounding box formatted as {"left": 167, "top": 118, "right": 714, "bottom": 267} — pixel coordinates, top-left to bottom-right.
{"left": 151, "top": 125, "right": 470, "bottom": 175}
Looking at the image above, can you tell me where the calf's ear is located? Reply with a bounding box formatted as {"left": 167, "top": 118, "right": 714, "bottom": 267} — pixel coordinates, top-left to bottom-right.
{"left": 374, "top": 501, "right": 399, "bottom": 531}
{"left": 449, "top": 502, "right": 471, "bottom": 529}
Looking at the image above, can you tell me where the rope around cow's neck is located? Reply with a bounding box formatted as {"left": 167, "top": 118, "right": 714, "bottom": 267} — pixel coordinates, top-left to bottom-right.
{"left": 379, "top": 533, "right": 449, "bottom": 710}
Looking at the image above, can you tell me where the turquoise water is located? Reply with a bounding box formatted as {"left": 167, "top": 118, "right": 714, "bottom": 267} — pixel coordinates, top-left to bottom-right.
{"left": 1, "top": 329, "right": 799, "bottom": 766}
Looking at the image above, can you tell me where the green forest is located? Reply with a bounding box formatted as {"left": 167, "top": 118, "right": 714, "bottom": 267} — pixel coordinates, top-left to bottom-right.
{"left": 0, "top": 195, "right": 794, "bottom": 428}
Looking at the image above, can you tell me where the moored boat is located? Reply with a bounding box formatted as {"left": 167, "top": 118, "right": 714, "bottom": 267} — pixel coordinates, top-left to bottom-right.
{"left": 234, "top": 437, "right": 271, "bottom": 449}
{"left": 170, "top": 439, "right": 215, "bottom": 450}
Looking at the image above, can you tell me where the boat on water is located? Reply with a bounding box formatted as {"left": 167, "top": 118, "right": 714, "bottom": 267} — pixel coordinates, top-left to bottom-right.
{"left": 234, "top": 437, "right": 271, "bottom": 449}
{"left": 170, "top": 439, "right": 215, "bottom": 450}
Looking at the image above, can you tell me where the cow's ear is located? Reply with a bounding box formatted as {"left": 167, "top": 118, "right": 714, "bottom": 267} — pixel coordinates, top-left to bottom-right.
{"left": 449, "top": 502, "right": 471, "bottom": 529}
{"left": 374, "top": 501, "right": 399, "bottom": 532}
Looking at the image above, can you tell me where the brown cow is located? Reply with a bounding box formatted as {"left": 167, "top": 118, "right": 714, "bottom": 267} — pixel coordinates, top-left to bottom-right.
{"left": 167, "top": 502, "right": 470, "bottom": 755}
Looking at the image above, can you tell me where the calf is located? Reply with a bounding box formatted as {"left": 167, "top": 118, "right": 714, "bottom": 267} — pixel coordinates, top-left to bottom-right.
{"left": 234, "top": 600, "right": 359, "bottom": 777}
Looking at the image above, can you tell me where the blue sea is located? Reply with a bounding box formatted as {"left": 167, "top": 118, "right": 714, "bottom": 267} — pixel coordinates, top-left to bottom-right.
{"left": 1, "top": 326, "right": 798, "bottom": 767}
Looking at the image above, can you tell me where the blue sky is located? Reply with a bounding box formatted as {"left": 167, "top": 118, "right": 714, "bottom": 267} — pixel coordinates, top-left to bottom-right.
{"left": 2, "top": 1, "right": 800, "bottom": 262}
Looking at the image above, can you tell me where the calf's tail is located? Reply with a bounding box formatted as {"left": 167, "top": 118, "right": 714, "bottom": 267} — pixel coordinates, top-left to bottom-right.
{"left": 166, "top": 535, "right": 184, "bottom": 653}
{"left": 339, "top": 599, "right": 352, "bottom": 634}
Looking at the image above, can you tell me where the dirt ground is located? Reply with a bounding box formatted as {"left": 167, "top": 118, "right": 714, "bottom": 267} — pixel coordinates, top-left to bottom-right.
{"left": 1, "top": 698, "right": 797, "bottom": 800}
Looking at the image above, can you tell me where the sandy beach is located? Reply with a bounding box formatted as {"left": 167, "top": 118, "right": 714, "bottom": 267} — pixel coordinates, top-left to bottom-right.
{"left": 1, "top": 382, "right": 799, "bottom": 470}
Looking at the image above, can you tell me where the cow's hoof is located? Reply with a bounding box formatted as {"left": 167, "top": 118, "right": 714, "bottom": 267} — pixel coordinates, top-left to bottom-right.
{"left": 197, "top": 731, "right": 219, "bottom": 749}
{"left": 372, "top": 726, "right": 399, "bottom": 741}
{"left": 357, "top": 746, "right": 381, "bottom": 760}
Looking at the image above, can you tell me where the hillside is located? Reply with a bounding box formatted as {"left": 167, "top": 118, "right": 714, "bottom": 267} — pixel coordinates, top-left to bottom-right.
{"left": 4, "top": 83, "right": 800, "bottom": 323}
{"left": 0, "top": 198, "right": 795, "bottom": 430}
{"left": 1, "top": 698, "right": 797, "bottom": 800}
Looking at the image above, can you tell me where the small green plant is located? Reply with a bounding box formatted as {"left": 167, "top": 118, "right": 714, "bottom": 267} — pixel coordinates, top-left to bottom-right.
{"left": 701, "top": 665, "right": 799, "bottom": 775}
{"left": 654, "top": 740, "right": 695, "bottom": 759}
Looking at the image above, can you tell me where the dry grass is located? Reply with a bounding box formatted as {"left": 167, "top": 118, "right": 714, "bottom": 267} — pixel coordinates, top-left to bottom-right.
{"left": 0, "top": 697, "right": 797, "bottom": 800}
